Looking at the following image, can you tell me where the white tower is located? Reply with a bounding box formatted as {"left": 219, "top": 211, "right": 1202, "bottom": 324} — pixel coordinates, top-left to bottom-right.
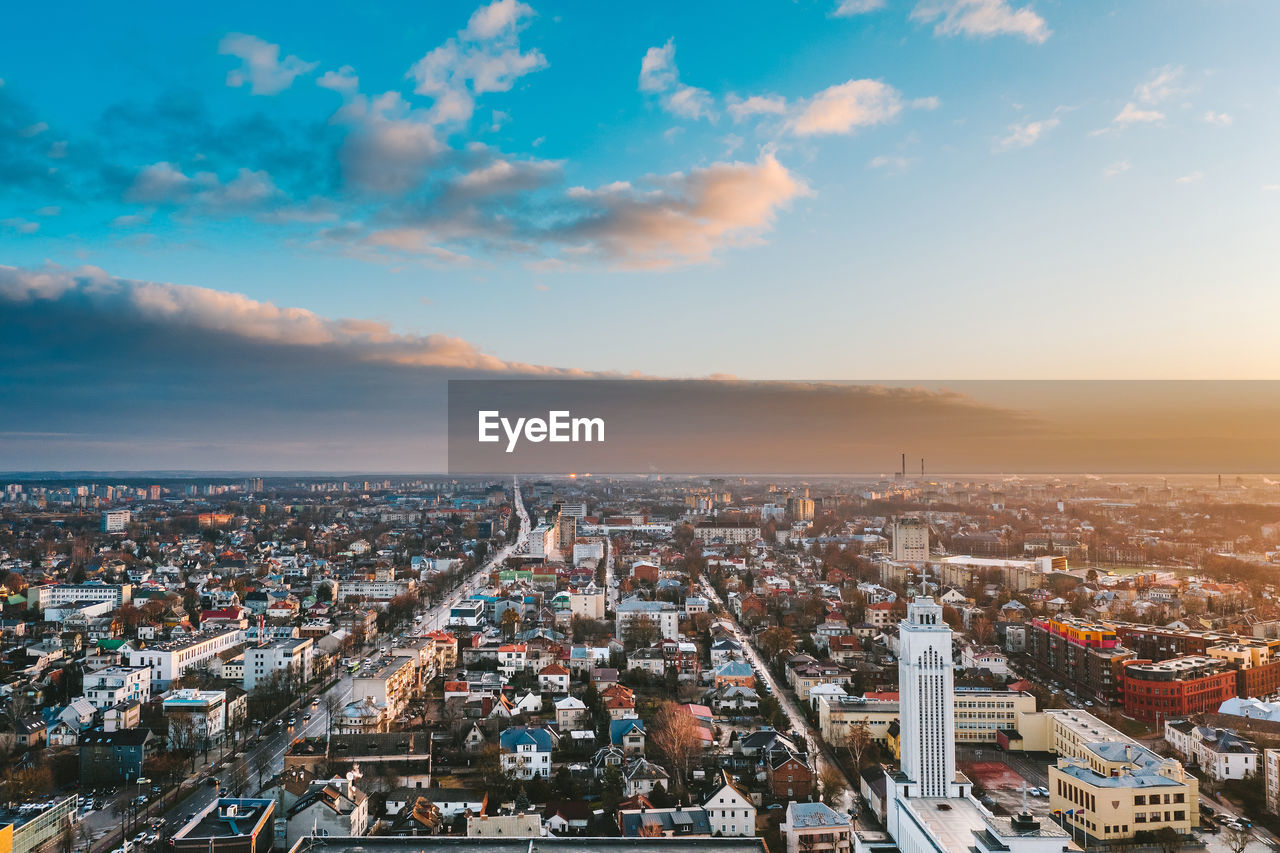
{"left": 898, "top": 597, "right": 957, "bottom": 797}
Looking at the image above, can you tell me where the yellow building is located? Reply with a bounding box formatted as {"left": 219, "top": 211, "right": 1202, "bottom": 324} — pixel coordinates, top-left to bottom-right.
{"left": 1048, "top": 743, "right": 1197, "bottom": 844}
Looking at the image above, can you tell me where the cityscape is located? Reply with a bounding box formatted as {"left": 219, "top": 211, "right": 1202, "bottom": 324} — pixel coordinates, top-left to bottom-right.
{"left": 4, "top": 1, "right": 1280, "bottom": 853}
{"left": 1, "top": 474, "right": 1280, "bottom": 853}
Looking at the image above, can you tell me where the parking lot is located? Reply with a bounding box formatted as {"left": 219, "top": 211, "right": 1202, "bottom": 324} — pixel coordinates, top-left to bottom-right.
{"left": 957, "top": 746, "right": 1054, "bottom": 817}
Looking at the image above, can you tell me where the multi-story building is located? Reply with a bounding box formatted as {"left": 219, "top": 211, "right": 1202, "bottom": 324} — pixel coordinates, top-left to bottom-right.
{"left": 101, "top": 510, "right": 131, "bottom": 533}
{"left": 336, "top": 610, "right": 378, "bottom": 646}
{"left": 1121, "top": 656, "right": 1237, "bottom": 723}
{"left": 1027, "top": 616, "right": 1134, "bottom": 704}
{"left": 82, "top": 665, "right": 151, "bottom": 710}
{"left": 163, "top": 689, "right": 227, "bottom": 749}
{"left": 704, "top": 770, "right": 758, "bottom": 837}
{"left": 127, "top": 628, "right": 244, "bottom": 688}
{"left": 1048, "top": 742, "right": 1197, "bottom": 844}
{"left": 891, "top": 517, "right": 929, "bottom": 562}
{"left": 243, "top": 637, "right": 313, "bottom": 691}
{"left": 38, "top": 582, "right": 132, "bottom": 611}
{"left": 352, "top": 656, "right": 416, "bottom": 720}
{"left": 692, "top": 521, "right": 761, "bottom": 545}
{"left": 1265, "top": 748, "right": 1280, "bottom": 814}
{"left": 172, "top": 799, "right": 275, "bottom": 853}
{"left": 615, "top": 598, "right": 680, "bottom": 642}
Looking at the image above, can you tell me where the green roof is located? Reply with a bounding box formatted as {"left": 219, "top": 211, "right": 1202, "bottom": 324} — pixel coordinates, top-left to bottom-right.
{"left": 97, "top": 638, "right": 127, "bottom": 650}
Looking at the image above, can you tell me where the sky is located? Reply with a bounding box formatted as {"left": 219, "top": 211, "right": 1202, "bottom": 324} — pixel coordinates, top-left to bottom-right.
{"left": 2, "top": 0, "right": 1279, "bottom": 469}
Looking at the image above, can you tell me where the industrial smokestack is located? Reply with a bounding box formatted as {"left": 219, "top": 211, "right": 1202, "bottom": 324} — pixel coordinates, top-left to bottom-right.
{"left": 921, "top": 458, "right": 924, "bottom": 478}
{"left": 902, "top": 452, "right": 906, "bottom": 477}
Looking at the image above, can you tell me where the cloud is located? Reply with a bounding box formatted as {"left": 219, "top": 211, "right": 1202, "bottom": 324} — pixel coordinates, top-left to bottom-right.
{"left": 35, "top": 206, "right": 61, "bottom": 216}
{"left": 1113, "top": 103, "right": 1165, "bottom": 125}
{"left": 332, "top": 92, "right": 444, "bottom": 193}
{"left": 1, "top": 218, "right": 39, "bottom": 234}
{"left": 1264, "top": 184, "right": 1280, "bottom": 192}
{"left": 727, "top": 94, "right": 788, "bottom": 122}
{"left": 788, "top": 79, "right": 902, "bottom": 136}
{"left": 1103, "top": 160, "right": 1130, "bottom": 177}
{"left": 0, "top": 263, "right": 572, "bottom": 373}
{"left": 219, "top": 33, "right": 318, "bottom": 95}
{"left": 1135, "top": 65, "right": 1186, "bottom": 104}
{"left": 994, "top": 115, "right": 1059, "bottom": 150}
{"left": 1176, "top": 171, "right": 1202, "bottom": 184}
{"left": 317, "top": 66, "right": 360, "bottom": 95}
{"left": 639, "top": 40, "right": 715, "bottom": 121}
{"left": 910, "top": 0, "right": 1050, "bottom": 43}
{"left": 911, "top": 96, "right": 941, "bottom": 110}
{"left": 124, "top": 162, "right": 283, "bottom": 213}
{"left": 1203, "top": 110, "right": 1232, "bottom": 126}
{"left": 833, "top": 0, "right": 886, "bottom": 14}
{"left": 868, "top": 155, "right": 911, "bottom": 172}
{"left": 408, "top": 0, "right": 546, "bottom": 127}
{"left": 556, "top": 152, "right": 809, "bottom": 268}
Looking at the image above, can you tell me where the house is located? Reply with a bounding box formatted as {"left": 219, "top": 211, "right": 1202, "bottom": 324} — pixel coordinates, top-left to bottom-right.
{"left": 781, "top": 801, "right": 853, "bottom": 853}
{"left": 610, "top": 718, "right": 647, "bottom": 755}
{"left": 710, "top": 638, "right": 744, "bottom": 668}
{"left": 766, "top": 748, "right": 814, "bottom": 800}
{"left": 1164, "top": 720, "right": 1259, "bottom": 781}
{"left": 960, "top": 645, "right": 1010, "bottom": 677}
{"left": 499, "top": 726, "right": 552, "bottom": 779}
{"left": 0, "top": 715, "right": 47, "bottom": 751}
{"left": 543, "top": 800, "right": 592, "bottom": 836}
{"left": 538, "top": 663, "right": 571, "bottom": 694}
{"left": 554, "top": 696, "right": 588, "bottom": 729}
{"left": 79, "top": 727, "right": 154, "bottom": 784}
{"left": 704, "top": 769, "right": 757, "bottom": 837}
{"left": 714, "top": 662, "right": 756, "bottom": 689}
{"left": 285, "top": 777, "right": 369, "bottom": 847}
{"left": 617, "top": 806, "right": 712, "bottom": 837}
{"left": 710, "top": 685, "right": 760, "bottom": 715}
{"left": 622, "top": 758, "right": 670, "bottom": 797}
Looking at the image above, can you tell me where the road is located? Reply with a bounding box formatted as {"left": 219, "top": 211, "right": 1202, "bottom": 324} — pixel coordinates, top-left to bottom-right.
{"left": 699, "top": 578, "right": 856, "bottom": 814}
{"left": 90, "top": 477, "right": 529, "bottom": 853}
{"left": 419, "top": 476, "right": 529, "bottom": 634}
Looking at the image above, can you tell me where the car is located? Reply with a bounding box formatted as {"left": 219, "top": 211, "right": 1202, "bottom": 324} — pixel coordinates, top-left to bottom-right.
{"left": 1084, "top": 700, "right": 1094, "bottom": 707}
{"left": 134, "top": 795, "right": 148, "bottom": 804}
{"left": 206, "top": 777, "right": 219, "bottom": 786}
{"left": 311, "top": 698, "right": 320, "bottom": 706}
{"left": 145, "top": 834, "right": 159, "bottom": 845}
{"left": 135, "top": 833, "right": 149, "bottom": 843}
{"left": 303, "top": 713, "right": 312, "bottom": 721}
{"left": 274, "top": 719, "right": 283, "bottom": 727}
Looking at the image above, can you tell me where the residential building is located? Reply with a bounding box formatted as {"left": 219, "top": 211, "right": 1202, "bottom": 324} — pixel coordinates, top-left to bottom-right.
{"left": 127, "top": 628, "right": 244, "bottom": 688}
{"left": 244, "top": 637, "right": 314, "bottom": 691}
{"left": 705, "top": 770, "right": 756, "bottom": 837}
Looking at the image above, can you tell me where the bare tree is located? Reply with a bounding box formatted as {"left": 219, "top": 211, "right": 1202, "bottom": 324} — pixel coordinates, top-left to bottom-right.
{"left": 253, "top": 750, "right": 274, "bottom": 791}
{"left": 648, "top": 702, "right": 702, "bottom": 796}
{"left": 1224, "top": 826, "right": 1251, "bottom": 853}
{"left": 819, "top": 763, "right": 848, "bottom": 806}
{"left": 838, "top": 721, "right": 874, "bottom": 772}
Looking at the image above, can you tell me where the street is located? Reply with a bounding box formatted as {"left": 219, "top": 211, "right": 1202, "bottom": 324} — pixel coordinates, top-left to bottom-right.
{"left": 88, "top": 477, "right": 529, "bottom": 853}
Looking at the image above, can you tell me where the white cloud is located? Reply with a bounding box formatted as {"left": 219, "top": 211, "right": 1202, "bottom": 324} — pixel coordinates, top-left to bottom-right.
{"left": 318, "top": 66, "right": 360, "bottom": 94}
{"left": 727, "top": 95, "right": 788, "bottom": 122}
{"left": 1103, "top": 160, "right": 1130, "bottom": 177}
{"left": 638, "top": 39, "right": 715, "bottom": 121}
{"left": 789, "top": 79, "right": 902, "bottom": 136}
{"left": 1136, "top": 65, "right": 1186, "bottom": 104}
{"left": 1176, "top": 171, "right": 1202, "bottom": 184}
{"left": 463, "top": 0, "right": 535, "bottom": 39}
{"left": 1113, "top": 102, "right": 1165, "bottom": 125}
{"left": 995, "top": 115, "right": 1059, "bottom": 150}
{"left": 1203, "top": 110, "right": 1233, "bottom": 126}
{"left": 558, "top": 152, "right": 809, "bottom": 268}
{"left": 833, "top": 0, "right": 886, "bottom": 15}
{"left": 35, "top": 206, "right": 61, "bottom": 217}
{"left": 912, "top": 96, "right": 941, "bottom": 110}
{"left": 19, "top": 122, "right": 48, "bottom": 138}
{"left": 219, "top": 33, "right": 318, "bottom": 95}
{"left": 1264, "top": 184, "right": 1280, "bottom": 192}
{"left": 111, "top": 212, "right": 153, "bottom": 229}
{"left": 408, "top": 0, "right": 547, "bottom": 126}
{"left": 910, "top": 0, "right": 1050, "bottom": 44}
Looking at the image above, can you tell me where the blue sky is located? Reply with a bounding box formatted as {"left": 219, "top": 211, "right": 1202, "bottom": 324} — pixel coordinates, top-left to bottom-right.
{"left": 1, "top": 0, "right": 1279, "bottom": 468}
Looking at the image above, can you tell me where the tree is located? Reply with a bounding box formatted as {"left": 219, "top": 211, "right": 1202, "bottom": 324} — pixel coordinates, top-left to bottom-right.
{"left": 819, "top": 763, "right": 848, "bottom": 807}
{"left": 838, "top": 721, "right": 874, "bottom": 772}
{"left": 1224, "top": 826, "right": 1251, "bottom": 853}
{"left": 500, "top": 609, "right": 521, "bottom": 641}
{"left": 623, "top": 615, "right": 660, "bottom": 650}
{"left": 253, "top": 749, "right": 274, "bottom": 791}
{"left": 649, "top": 702, "right": 702, "bottom": 796}
{"left": 758, "top": 626, "right": 795, "bottom": 663}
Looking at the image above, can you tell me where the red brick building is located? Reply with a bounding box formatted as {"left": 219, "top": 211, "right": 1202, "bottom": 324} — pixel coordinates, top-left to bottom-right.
{"left": 1121, "top": 655, "right": 1237, "bottom": 723}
